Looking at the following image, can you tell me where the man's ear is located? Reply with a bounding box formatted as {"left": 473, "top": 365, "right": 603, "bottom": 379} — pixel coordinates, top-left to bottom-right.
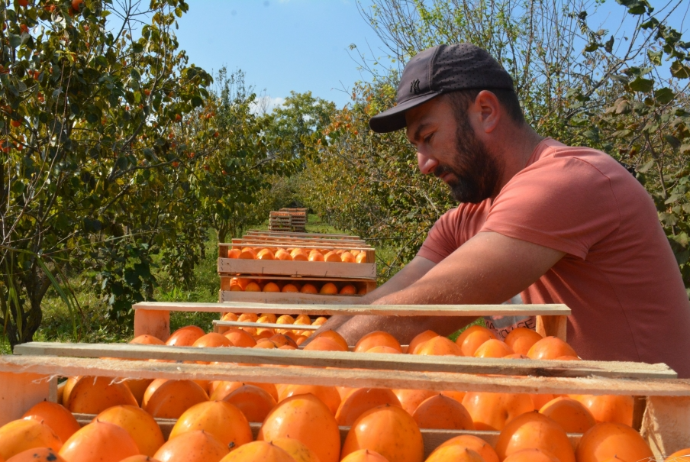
{"left": 473, "top": 90, "right": 501, "bottom": 134}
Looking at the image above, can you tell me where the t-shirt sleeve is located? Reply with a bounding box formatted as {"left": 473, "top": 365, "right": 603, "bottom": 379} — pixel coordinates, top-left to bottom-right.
{"left": 482, "top": 156, "right": 620, "bottom": 259}
{"left": 417, "top": 208, "right": 460, "bottom": 263}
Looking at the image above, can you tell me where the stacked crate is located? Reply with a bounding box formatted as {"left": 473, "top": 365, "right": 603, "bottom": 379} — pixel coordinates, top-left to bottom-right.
{"left": 217, "top": 231, "right": 377, "bottom": 304}
{"left": 280, "top": 207, "right": 307, "bottom": 232}
{"left": 4, "top": 301, "right": 690, "bottom": 461}
{"left": 268, "top": 211, "right": 292, "bottom": 232}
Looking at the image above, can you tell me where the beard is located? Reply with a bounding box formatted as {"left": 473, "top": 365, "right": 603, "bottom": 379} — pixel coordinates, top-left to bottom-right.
{"left": 434, "top": 115, "right": 503, "bottom": 204}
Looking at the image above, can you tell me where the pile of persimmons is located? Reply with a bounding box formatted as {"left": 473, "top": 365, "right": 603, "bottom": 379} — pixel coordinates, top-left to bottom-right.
{"left": 1, "top": 321, "right": 687, "bottom": 462}
{"left": 227, "top": 247, "right": 368, "bottom": 264}
{"left": 227, "top": 278, "right": 366, "bottom": 296}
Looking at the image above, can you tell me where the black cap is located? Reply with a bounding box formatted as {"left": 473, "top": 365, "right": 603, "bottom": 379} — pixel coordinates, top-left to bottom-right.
{"left": 369, "top": 43, "right": 515, "bottom": 133}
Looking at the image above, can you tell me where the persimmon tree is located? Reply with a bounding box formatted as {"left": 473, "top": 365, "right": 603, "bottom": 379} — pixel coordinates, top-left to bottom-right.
{"left": 0, "top": 0, "right": 221, "bottom": 346}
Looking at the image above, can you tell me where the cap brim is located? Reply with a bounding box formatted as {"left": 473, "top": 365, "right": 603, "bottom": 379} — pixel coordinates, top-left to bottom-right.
{"left": 369, "top": 92, "right": 442, "bottom": 133}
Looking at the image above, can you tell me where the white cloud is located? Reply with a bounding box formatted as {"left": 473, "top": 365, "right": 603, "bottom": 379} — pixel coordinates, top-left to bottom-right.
{"left": 250, "top": 96, "right": 286, "bottom": 115}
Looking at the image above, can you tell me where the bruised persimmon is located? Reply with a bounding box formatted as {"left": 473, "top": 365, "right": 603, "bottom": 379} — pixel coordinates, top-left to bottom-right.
{"left": 462, "top": 391, "right": 535, "bottom": 431}
{"left": 539, "top": 397, "right": 596, "bottom": 433}
{"left": 504, "top": 328, "right": 543, "bottom": 355}
{"left": 354, "top": 331, "right": 402, "bottom": 353}
{"left": 0, "top": 419, "right": 62, "bottom": 460}
{"left": 576, "top": 422, "right": 653, "bottom": 462}
{"left": 6, "top": 448, "right": 67, "bottom": 462}
{"left": 433, "top": 434, "right": 499, "bottom": 462}
{"left": 59, "top": 420, "right": 139, "bottom": 462}
{"left": 341, "top": 404, "right": 423, "bottom": 462}
{"left": 93, "top": 405, "right": 163, "bottom": 456}
{"left": 279, "top": 384, "right": 341, "bottom": 415}
{"left": 408, "top": 330, "right": 439, "bottom": 354}
{"left": 335, "top": 388, "right": 401, "bottom": 426}
{"left": 495, "top": 412, "right": 575, "bottom": 462}
{"left": 154, "top": 430, "right": 229, "bottom": 462}
{"left": 258, "top": 394, "right": 340, "bottom": 462}
{"left": 222, "top": 384, "right": 277, "bottom": 422}
{"left": 455, "top": 325, "right": 497, "bottom": 356}
{"left": 527, "top": 336, "right": 577, "bottom": 360}
{"left": 166, "top": 325, "right": 205, "bottom": 346}
{"left": 412, "top": 394, "right": 474, "bottom": 430}
{"left": 21, "top": 400, "right": 80, "bottom": 443}
{"left": 270, "top": 334, "right": 297, "bottom": 348}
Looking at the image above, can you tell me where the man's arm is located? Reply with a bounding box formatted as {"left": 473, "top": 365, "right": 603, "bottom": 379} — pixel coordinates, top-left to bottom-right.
{"left": 334, "top": 231, "right": 565, "bottom": 344}
{"left": 307, "top": 256, "right": 437, "bottom": 338}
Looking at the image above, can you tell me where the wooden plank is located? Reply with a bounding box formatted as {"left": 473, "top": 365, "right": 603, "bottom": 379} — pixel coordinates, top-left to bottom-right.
{"left": 0, "top": 371, "right": 51, "bottom": 426}
{"left": 133, "top": 301, "right": 572, "bottom": 317}
{"left": 246, "top": 230, "right": 360, "bottom": 239}
{"left": 133, "top": 308, "right": 170, "bottom": 341}
{"left": 2, "top": 355, "right": 688, "bottom": 396}
{"left": 218, "top": 258, "right": 376, "bottom": 279}
{"left": 641, "top": 396, "right": 690, "bottom": 459}
{"left": 219, "top": 291, "right": 364, "bottom": 304}
{"left": 212, "top": 320, "right": 319, "bottom": 331}
{"left": 14, "top": 343, "right": 676, "bottom": 380}
{"left": 229, "top": 240, "right": 372, "bottom": 251}
{"left": 535, "top": 315, "right": 568, "bottom": 341}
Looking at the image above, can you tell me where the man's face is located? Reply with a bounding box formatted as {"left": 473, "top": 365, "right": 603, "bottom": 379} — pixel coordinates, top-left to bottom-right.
{"left": 405, "top": 95, "right": 502, "bottom": 203}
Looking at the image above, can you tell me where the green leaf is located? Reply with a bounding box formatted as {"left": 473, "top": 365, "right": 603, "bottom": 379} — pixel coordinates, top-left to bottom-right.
{"left": 584, "top": 42, "right": 599, "bottom": 53}
{"left": 664, "top": 135, "right": 681, "bottom": 149}
{"left": 629, "top": 77, "right": 654, "bottom": 93}
{"left": 670, "top": 61, "right": 690, "bottom": 79}
{"left": 8, "top": 34, "right": 21, "bottom": 48}
{"left": 654, "top": 88, "right": 675, "bottom": 104}
{"left": 647, "top": 50, "right": 662, "bottom": 66}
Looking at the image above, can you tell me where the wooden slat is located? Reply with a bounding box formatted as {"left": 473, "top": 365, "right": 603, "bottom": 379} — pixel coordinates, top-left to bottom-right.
{"left": 246, "top": 230, "right": 359, "bottom": 239}
{"left": 212, "top": 320, "right": 319, "bottom": 331}
{"left": 229, "top": 240, "right": 372, "bottom": 251}
{"left": 133, "top": 301, "right": 571, "bottom": 316}
{"left": 1, "top": 354, "right": 688, "bottom": 396}
{"left": 14, "top": 342, "right": 676, "bottom": 380}
{"left": 217, "top": 258, "right": 376, "bottom": 279}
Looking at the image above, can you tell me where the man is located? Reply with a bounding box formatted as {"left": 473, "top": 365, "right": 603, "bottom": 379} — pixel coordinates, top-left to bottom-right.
{"left": 316, "top": 43, "right": 690, "bottom": 377}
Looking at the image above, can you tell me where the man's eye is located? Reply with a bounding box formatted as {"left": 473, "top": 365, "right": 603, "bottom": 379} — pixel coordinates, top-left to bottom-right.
{"left": 423, "top": 134, "right": 433, "bottom": 143}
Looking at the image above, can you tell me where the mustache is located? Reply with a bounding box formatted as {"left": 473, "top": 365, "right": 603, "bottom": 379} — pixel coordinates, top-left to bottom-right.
{"left": 433, "top": 165, "right": 454, "bottom": 178}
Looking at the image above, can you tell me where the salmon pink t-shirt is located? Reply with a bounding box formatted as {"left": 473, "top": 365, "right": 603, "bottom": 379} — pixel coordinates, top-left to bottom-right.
{"left": 418, "top": 138, "right": 690, "bottom": 377}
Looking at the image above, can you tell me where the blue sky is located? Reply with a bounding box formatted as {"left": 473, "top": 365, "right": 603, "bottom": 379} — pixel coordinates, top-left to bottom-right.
{"left": 175, "top": 0, "right": 388, "bottom": 111}
{"left": 174, "top": 1, "right": 689, "bottom": 112}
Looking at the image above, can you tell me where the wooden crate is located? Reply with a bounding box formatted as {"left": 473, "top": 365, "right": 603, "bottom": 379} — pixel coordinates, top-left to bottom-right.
{"left": 246, "top": 230, "right": 361, "bottom": 240}
{"left": 4, "top": 299, "right": 690, "bottom": 461}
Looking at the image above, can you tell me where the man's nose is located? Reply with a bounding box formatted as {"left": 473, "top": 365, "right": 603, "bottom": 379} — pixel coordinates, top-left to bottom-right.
{"left": 417, "top": 152, "right": 438, "bottom": 175}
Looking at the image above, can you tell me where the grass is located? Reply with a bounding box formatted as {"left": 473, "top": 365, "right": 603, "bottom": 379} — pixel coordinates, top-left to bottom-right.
{"left": 0, "top": 213, "right": 481, "bottom": 353}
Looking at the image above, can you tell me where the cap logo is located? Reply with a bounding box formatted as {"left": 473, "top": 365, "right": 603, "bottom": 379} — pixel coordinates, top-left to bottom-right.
{"left": 410, "top": 79, "right": 421, "bottom": 94}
